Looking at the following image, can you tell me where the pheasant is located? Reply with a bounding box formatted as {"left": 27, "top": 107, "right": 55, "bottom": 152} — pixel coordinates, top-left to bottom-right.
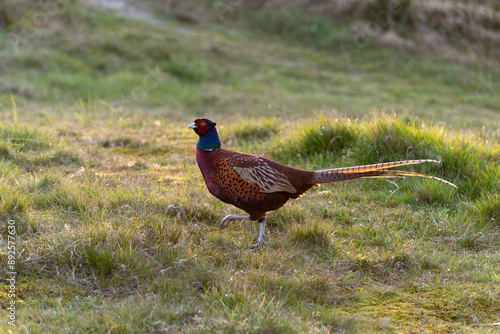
{"left": 188, "top": 118, "right": 456, "bottom": 250}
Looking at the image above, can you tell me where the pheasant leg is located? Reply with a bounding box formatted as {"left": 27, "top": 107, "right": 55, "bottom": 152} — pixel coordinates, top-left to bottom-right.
{"left": 250, "top": 218, "right": 267, "bottom": 250}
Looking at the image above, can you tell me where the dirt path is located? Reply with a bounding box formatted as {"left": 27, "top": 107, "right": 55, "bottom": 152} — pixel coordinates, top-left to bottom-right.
{"left": 84, "top": 0, "right": 156, "bottom": 23}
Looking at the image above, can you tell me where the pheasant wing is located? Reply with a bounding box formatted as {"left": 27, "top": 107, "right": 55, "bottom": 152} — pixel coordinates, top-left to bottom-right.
{"left": 228, "top": 155, "right": 297, "bottom": 193}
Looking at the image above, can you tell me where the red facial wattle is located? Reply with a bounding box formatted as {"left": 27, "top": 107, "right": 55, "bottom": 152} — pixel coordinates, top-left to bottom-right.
{"left": 196, "top": 120, "right": 209, "bottom": 134}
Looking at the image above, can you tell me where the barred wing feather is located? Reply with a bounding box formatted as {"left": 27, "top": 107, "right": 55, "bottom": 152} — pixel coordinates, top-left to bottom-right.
{"left": 233, "top": 165, "right": 297, "bottom": 193}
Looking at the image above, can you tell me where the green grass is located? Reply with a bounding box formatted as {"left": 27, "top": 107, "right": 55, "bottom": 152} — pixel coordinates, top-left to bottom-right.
{"left": 1, "top": 0, "right": 500, "bottom": 333}
{"left": 274, "top": 114, "right": 500, "bottom": 200}
{"left": 1, "top": 111, "right": 499, "bottom": 333}
{"left": 1, "top": 1, "right": 499, "bottom": 127}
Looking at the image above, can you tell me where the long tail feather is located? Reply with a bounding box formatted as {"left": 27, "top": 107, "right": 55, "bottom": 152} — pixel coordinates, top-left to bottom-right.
{"left": 313, "top": 159, "right": 457, "bottom": 188}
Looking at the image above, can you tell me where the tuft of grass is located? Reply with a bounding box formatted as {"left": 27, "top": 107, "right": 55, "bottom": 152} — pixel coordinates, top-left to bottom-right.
{"left": 0, "top": 143, "right": 11, "bottom": 159}
{"left": 289, "top": 221, "right": 332, "bottom": 251}
{"left": 349, "top": 252, "right": 418, "bottom": 280}
{"left": 45, "top": 149, "right": 82, "bottom": 167}
{"left": 230, "top": 117, "right": 280, "bottom": 143}
{"left": 393, "top": 179, "right": 457, "bottom": 207}
{"left": 473, "top": 194, "right": 500, "bottom": 226}
{"left": 32, "top": 178, "right": 92, "bottom": 213}
{"left": 0, "top": 123, "right": 52, "bottom": 152}
{"left": 281, "top": 116, "right": 357, "bottom": 160}
{"left": 271, "top": 200, "right": 308, "bottom": 230}
{"left": 248, "top": 271, "right": 349, "bottom": 307}
{"left": 28, "top": 172, "right": 61, "bottom": 192}
{"left": 419, "top": 255, "right": 440, "bottom": 271}
{"left": 0, "top": 189, "right": 29, "bottom": 216}
{"left": 352, "top": 115, "right": 443, "bottom": 163}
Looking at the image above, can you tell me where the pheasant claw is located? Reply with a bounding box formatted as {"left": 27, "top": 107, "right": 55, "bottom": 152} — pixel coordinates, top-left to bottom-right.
{"left": 250, "top": 240, "right": 268, "bottom": 250}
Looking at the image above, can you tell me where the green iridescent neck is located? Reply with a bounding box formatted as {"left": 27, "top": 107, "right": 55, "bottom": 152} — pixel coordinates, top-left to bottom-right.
{"left": 197, "top": 127, "right": 221, "bottom": 151}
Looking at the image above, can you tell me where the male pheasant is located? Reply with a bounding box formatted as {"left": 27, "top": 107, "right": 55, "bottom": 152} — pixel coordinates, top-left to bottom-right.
{"left": 188, "top": 118, "right": 456, "bottom": 250}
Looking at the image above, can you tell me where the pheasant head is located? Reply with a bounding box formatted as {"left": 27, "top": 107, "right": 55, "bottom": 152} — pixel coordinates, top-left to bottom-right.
{"left": 188, "top": 118, "right": 221, "bottom": 151}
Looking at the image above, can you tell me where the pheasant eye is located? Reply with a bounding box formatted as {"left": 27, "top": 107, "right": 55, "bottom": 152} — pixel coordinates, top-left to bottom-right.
{"left": 201, "top": 122, "right": 206, "bottom": 126}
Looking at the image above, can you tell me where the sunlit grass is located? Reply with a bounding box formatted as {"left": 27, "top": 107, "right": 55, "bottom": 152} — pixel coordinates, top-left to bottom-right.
{"left": 0, "top": 111, "right": 498, "bottom": 333}
{"left": 272, "top": 114, "right": 500, "bottom": 201}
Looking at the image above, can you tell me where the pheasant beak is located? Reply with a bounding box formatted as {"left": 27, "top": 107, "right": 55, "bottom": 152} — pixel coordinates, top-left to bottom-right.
{"left": 187, "top": 123, "right": 197, "bottom": 129}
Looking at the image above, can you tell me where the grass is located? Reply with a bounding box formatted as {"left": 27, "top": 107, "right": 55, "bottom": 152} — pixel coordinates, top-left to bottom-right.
{"left": 0, "top": 0, "right": 500, "bottom": 333}
{"left": 1, "top": 110, "right": 499, "bottom": 333}
{"left": 1, "top": 1, "right": 499, "bottom": 127}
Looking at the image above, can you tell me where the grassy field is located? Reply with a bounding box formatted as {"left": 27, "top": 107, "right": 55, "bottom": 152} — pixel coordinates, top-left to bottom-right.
{"left": 1, "top": 0, "right": 500, "bottom": 333}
